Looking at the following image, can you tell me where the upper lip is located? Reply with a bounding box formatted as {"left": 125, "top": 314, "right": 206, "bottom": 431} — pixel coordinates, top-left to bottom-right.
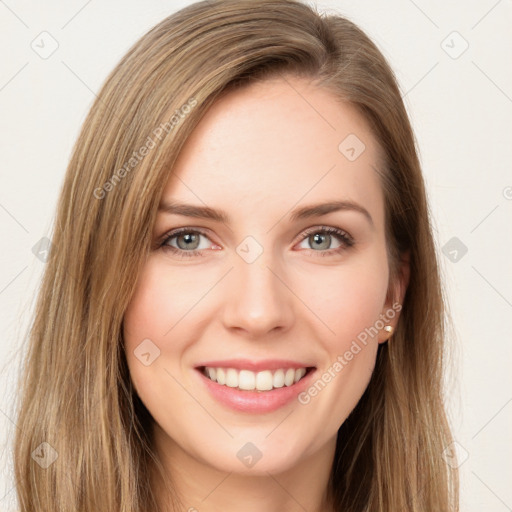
{"left": 195, "top": 359, "right": 316, "bottom": 372}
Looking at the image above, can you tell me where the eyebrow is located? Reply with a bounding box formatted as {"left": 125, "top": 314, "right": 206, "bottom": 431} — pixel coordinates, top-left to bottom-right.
{"left": 158, "top": 200, "right": 374, "bottom": 227}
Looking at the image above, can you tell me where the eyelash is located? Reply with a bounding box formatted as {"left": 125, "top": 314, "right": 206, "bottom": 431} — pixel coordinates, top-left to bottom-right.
{"left": 158, "top": 226, "right": 354, "bottom": 259}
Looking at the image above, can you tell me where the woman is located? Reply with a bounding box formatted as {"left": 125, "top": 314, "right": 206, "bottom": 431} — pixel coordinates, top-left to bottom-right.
{"left": 13, "top": 0, "right": 459, "bottom": 510}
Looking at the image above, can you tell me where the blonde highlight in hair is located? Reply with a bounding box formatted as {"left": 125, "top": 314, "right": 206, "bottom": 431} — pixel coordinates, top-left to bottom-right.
{"left": 13, "top": 1, "right": 459, "bottom": 510}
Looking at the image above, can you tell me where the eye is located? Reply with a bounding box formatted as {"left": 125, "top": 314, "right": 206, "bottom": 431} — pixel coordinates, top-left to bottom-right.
{"left": 295, "top": 226, "right": 354, "bottom": 256}
{"left": 159, "top": 228, "right": 217, "bottom": 258}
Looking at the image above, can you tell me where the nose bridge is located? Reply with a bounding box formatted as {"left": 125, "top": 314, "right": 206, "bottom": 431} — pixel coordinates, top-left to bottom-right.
{"left": 221, "top": 239, "right": 294, "bottom": 335}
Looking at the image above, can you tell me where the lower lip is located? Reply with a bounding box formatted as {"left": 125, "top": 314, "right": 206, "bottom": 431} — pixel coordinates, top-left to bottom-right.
{"left": 194, "top": 367, "right": 316, "bottom": 413}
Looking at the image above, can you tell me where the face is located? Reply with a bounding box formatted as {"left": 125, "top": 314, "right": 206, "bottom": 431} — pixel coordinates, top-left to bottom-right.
{"left": 123, "top": 75, "right": 407, "bottom": 477}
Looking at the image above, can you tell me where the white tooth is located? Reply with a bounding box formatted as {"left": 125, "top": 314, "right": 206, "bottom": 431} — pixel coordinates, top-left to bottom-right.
{"left": 294, "top": 368, "right": 306, "bottom": 383}
{"left": 272, "top": 369, "right": 285, "bottom": 388}
{"left": 216, "top": 368, "right": 226, "bottom": 385}
{"left": 238, "top": 370, "right": 256, "bottom": 390}
{"left": 205, "top": 366, "right": 308, "bottom": 390}
{"left": 284, "top": 368, "right": 295, "bottom": 386}
{"left": 256, "top": 370, "right": 274, "bottom": 391}
{"left": 225, "top": 368, "right": 239, "bottom": 388}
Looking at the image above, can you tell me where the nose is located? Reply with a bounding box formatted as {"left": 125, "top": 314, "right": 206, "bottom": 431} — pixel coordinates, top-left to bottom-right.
{"left": 220, "top": 250, "right": 295, "bottom": 338}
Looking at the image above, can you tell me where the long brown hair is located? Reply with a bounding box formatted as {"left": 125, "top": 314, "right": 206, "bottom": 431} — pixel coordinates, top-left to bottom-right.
{"left": 13, "top": 0, "right": 459, "bottom": 510}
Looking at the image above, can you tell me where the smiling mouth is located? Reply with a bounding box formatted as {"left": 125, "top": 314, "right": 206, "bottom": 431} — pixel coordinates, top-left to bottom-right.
{"left": 198, "top": 366, "right": 316, "bottom": 392}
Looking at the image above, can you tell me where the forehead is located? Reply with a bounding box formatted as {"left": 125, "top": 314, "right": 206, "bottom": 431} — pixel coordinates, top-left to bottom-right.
{"left": 162, "top": 76, "right": 384, "bottom": 230}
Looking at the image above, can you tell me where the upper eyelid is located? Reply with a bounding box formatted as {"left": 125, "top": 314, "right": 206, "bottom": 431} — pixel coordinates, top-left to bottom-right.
{"left": 301, "top": 225, "right": 352, "bottom": 240}
{"left": 160, "top": 227, "right": 213, "bottom": 243}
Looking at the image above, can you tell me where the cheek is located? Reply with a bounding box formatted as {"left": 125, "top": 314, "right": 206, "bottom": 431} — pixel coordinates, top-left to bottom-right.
{"left": 122, "top": 259, "right": 194, "bottom": 396}
{"left": 293, "top": 258, "right": 387, "bottom": 423}
{"left": 295, "top": 251, "right": 389, "bottom": 350}
{"left": 123, "top": 258, "right": 203, "bottom": 347}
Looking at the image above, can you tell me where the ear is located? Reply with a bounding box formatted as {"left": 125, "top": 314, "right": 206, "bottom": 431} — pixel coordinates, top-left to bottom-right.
{"left": 378, "top": 250, "right": 410, "bottom": 343}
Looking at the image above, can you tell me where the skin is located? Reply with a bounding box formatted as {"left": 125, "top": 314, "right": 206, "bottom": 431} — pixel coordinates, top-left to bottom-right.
{"left": 123, "top": 75, "right": 409, "bottom": 512}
